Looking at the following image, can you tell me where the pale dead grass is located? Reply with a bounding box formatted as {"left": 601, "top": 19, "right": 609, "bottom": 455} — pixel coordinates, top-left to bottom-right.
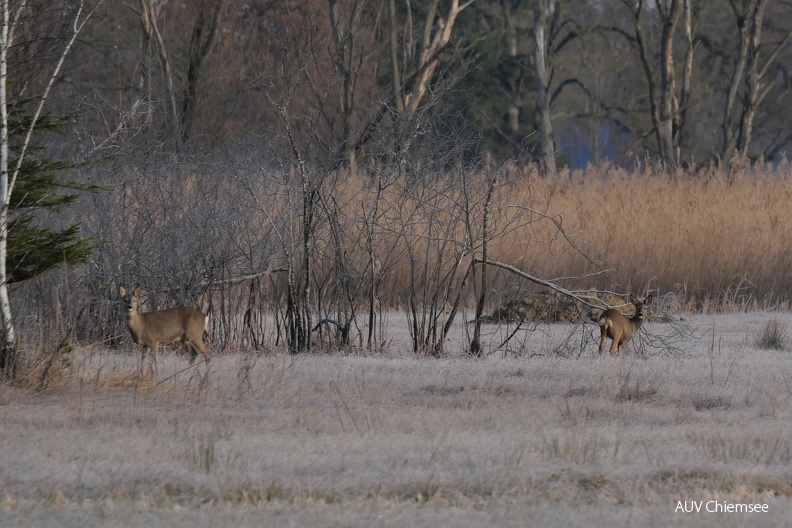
{"left": 289, "top": 161, "right": 792, "bottom": 309}
{"left": 3, "top": 312, "right": 792, "bottom": 526}
{"left": 485, "top": 162, "right": 792, "bottom": 307}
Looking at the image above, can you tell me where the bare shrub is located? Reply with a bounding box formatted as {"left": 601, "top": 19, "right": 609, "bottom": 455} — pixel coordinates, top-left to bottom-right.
{"left": 9, "top": 159, "right": 792, "bottom": 362}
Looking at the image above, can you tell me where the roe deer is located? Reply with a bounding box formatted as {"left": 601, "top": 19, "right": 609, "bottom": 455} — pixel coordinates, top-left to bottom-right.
{"left": 118, "top": 286, "right": 211, "bottom": 368}
{"left": 598, "top": 294, "right": 652, "bottom": 356}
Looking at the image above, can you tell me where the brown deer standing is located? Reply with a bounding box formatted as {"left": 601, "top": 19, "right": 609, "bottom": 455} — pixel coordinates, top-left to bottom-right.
{"left": 118, "top": 286, "right": 211, "bottom": 371}
{"left": 598, "top": 294, "right": 652, "bottom": 356}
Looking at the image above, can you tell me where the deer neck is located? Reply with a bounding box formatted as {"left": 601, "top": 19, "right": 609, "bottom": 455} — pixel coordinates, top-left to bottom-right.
{"left": 126, "top": 310, "right": 143, "bottom": 336}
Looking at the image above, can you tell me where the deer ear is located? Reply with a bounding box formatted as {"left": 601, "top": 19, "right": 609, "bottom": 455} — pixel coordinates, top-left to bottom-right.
{"left": 119, "top": 286, "right": 126, "bottom": 298}
{"left": 644, "top": 295, "right": 653, "bottom": 305}
{"left": 134, "top": 287, "right": 143, "bottom": 298}
{"left": 629, "top": 294, "right": 638, "bottom": 304}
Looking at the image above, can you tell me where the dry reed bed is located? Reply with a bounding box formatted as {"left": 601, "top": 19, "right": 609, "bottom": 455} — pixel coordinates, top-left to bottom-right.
{"left": 487, "top": 163, "right": 792, "bottom": 304}
{"left": 260, "top": 162, "right": 792, "bottom": 308}
{"left": 3, "top": 313, "right": 792, "bottom": 526}
{"left": 532, "top": 163, "right": 792, "bottom": 305}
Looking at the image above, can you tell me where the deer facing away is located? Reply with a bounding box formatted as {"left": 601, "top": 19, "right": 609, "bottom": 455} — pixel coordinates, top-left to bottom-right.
{"left": 118, "top": 286, "right": 211, "bottom": 367}
{"left": 597, "top": 294, "right": 652, "bottom": 356}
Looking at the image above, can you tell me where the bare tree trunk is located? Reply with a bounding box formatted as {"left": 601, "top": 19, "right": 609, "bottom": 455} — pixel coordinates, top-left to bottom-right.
{"left": 404, "top": 0, "right": 475, "bottom": 117}
{"left": 364, "top": 174, "right": 387, "bottom": 349}
{"left": 722, "top": 0, "right": 758, "bottom": 161}
{"left": 282, "top": 111, "right": 316, "bottom": 353}
{"left": 352, "top": 0, "right": 472, "bottom": 165}
{"left": 136, "top": 1, "right": 154, "bottom": 128}
{"left": 737, "top": 0, "right": 765, "bottom": 158}
{"left": 534, "top": 0, "right": 558, "bottom": 176}
{"left": 470, "top": 169, "right": 499, "bottom": 356}
{"left": 0, "top": 0, "right": 15, "bottom": 374}
{"left": 736, "top": 0, "right": 791, "bottom": 158}
{"left": 675, "top": 0, "right": 693, "bottom": 157}
{"left": 658, "top": 0, "right": 681, "bottom": 167}
{"left": 502, "top": 0, "right": 519, "bottom": 133}
{"left": 181, "top": 0, "right": 225, "bottom": 143}
{"left": 625, "top": 0, "right": 674, "bottom": 168}
{"left": 328, "top": 0, "right": 366, "bottom": 170}
{"left": 301, "top": 172, "right": 315, "bottom": 353}
{"left": 387, "top": 0, "right": 404, "bottom": 113}
{"left": 139, "top": 0, "right": 182, "bottom": 151}
{"left": 720, "top": 0, "right": 791, "bottom": 161}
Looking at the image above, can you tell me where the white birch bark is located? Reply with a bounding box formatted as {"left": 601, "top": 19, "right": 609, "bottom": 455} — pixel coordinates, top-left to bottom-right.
{"left": 0, "top": 0, "right": 16, "bottom": 372}
{"left": 0, "top": 0, "right": 98, "bottom": 375}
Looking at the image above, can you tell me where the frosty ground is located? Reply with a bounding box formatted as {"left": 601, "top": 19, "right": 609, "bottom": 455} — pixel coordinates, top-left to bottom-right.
{"left": 2, "top": 312, "right": 792, "bottom": 527}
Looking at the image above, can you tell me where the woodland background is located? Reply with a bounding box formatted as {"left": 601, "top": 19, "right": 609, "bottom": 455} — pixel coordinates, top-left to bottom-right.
{"left": 4, "top": 3, "right": 792, "bottom": 523}
{"left": 6, "top": 0, "right": 792, "bottom": 359}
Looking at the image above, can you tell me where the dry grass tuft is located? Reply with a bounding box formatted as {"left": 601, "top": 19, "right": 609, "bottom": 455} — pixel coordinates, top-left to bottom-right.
{"left": 754, "top": 319, "right": 789, "bottom": 350}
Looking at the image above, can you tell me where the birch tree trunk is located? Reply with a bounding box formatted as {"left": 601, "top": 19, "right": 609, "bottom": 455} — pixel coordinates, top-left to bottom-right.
{"left": 721, "top": 0, "right": 754, "bottom": 161}
{"left": 720, "top": 0, "right": 790, "bottom": 161}
{"left": 503, "top": 0, "right": 519, "bottom": 133}
{"left": 0, "top": 0, "right": 15, "bottom": 374}
{"left": 0, "top": 0, "right": 96, "bottom": 376}
{"left": 403, "top": 0, "right": 475, "bottom": 117}
{"left": 737, "top": 0, "right": 767, "bottom": 158}
{"left": 623, "top": 0, "right": 681, "bottom": 168}
{"left": 658, "top": 0, "right": 681, "bottom": 167}
{"left": 534, "top": 0, "right": 557, "bottom": 176}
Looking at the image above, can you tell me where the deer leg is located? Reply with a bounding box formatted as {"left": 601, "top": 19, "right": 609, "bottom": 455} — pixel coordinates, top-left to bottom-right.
{"left": 148, "top": 343, "right": 159, "bottom": 378}
{"left": 138, "top": 352, "right": 143, "bottom": 376}
{"left": 598, "top": 325, "right": 608, "bottom": 354}
{"left": 619, "top": 337, "right": 632, "bottom": 356}
{"left": 189, "top": 333, "right": 211, "bottom": 363}
{"left": 609, "top": 335, "right": 619, "bottom": 355}
{"left": 195, "top": 340, "right": 211, "bottom": 364}
{"left": 139, "top": 345, "right": 155, "bottom": 379}
{"left": 185, "top": 341, "right": 198, "bottom": 365}
{"left": 138, "top": 346, "right": 147, "bottom": 376}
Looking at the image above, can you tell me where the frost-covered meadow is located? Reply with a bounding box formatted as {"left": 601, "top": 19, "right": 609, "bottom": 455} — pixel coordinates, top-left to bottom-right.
{"left": 3, "top": 312, "right": 792, "bottom": 527}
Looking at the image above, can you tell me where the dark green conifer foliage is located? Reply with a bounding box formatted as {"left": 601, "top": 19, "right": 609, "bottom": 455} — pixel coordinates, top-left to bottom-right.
{"left": 6, "top": 102, "right": 103, "bottom": 283}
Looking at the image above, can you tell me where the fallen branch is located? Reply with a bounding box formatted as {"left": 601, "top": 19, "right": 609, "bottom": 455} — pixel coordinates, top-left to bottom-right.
{"left": 204, "top": 267, "right": 288, "bottom": 288}
{"left": 472, "top": 258, "right": 603, "bottom": 310}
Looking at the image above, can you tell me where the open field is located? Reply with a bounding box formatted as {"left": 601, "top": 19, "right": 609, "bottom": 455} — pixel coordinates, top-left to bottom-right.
{"left": 3, "top": 312, "right": 792, "bottom": 526}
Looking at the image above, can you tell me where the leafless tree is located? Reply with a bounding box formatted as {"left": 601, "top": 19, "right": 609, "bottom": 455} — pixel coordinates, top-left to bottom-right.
{"left": 400, "top": 0, "right": 476, "bottom": 118}
{"left": 181, "top": 0, "right": 225, "bottom": 143}
{"left": 327, "top": 0, "right": 369, "bottom": 169}
{"left": 132, "top": 0, "right": 181, "bottom": 149}
{"left": 721, "top": 0, "right": 791, "bottom": 161}
{"left": 620, "top": 0, "right": 693, "bottom": 168}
